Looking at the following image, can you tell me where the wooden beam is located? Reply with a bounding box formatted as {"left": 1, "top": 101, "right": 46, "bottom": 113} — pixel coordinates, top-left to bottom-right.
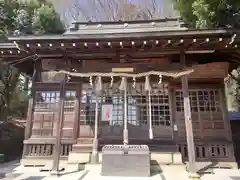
{"left": 180, "top": 52, "right": 199, "bottom": 179}
{"left": 51, "top": 75, "right": 66, "bottom": 175}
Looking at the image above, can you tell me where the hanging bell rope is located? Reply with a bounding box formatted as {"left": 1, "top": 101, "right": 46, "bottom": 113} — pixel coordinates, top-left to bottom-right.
{"left": 145, "top": 76, "right": 153, "bottom": 139}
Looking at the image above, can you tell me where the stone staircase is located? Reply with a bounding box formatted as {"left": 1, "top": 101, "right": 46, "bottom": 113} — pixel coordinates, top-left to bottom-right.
{"left": 71, "top": 138, "right": 94, "bottom": 153}
{"left": 67, "top": 138, "right": 94, "bottom": 172}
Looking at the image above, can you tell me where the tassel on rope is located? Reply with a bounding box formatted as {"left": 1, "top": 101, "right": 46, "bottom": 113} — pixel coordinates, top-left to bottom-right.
{"left": 95, "top": 76, "right": 102, "bottom": 94}
{"left": 158, "top": 75, "right": 162, "bottom": 84}
{"left": 110, "top": 76, "right": 114, "bottom": 87}
{"left": 67, "top": 75, "right": 71, "bottom": 82}
{"left": 89, "top": 76, "right": 93, "bottom": 86}
{"left": 144, "top": 76, "right": 152, "bottom": 92}
{"left": 132, "top": 77, "right": 136, "bottom": 88}
{"left": 119, "top": 77, "right": 127, "bottom": 91}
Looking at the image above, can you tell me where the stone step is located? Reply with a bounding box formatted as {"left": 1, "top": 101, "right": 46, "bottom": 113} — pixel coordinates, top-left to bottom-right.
{"left": 77, "top": 138, "right": 94, "bottom": 144}
{"left": 72, "top": 144, "right": 92, "bottom": 153}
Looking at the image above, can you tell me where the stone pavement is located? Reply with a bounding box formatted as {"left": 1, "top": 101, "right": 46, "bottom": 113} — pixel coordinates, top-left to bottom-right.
{"left": 1, "top": 161, "right": 240, "bottom": 180}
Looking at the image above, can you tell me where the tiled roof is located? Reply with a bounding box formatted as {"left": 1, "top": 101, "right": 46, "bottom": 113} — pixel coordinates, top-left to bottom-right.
{"left": 64, "top": 18, "right": 188, "bottom": 36}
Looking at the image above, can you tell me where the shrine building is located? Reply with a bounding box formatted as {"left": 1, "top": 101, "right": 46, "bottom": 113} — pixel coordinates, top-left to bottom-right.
{"left": 1, "top": 18, "right": 240, "bottom": 176}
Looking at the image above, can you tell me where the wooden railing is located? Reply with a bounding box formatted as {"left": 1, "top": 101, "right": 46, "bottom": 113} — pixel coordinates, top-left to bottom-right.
{"left": 178, "top": 142, "right": 233, "bottom": 161}
{"left": 23, "top": 143, "right": 73, "bottom": 157}
{"left": 22, "top": 140, "right": 234, "bottom": 162}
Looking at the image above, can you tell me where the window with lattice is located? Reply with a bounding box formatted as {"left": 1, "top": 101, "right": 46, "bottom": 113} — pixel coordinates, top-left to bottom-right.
{"left": 35, "top": 91, "right": 76, "bottom": 111}
{"left": 80, "top": 83, "right": 171, "bottom": 127}
{"left": 176, "top": 90, "right": 221, "bottom": 112}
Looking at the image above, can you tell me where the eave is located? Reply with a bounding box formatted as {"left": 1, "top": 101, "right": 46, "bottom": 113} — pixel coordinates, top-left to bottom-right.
{"left": 1, "top": 19, "right": 240, "bottom": 75}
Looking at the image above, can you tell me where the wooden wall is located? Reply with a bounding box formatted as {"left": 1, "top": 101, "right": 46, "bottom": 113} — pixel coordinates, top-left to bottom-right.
{"left": 30, "top": 81, "right": 230, "bottom": 142}
{"left": 21, "top": 60, "right": 237, "bottom": 163}
{"left": 27, "top": 61, "right": 231, "bottom": 141}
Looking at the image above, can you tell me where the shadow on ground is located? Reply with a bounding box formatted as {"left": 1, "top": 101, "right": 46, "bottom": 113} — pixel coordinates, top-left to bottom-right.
{"left": 0, "top": 159, "right": 21, "bottom": 179}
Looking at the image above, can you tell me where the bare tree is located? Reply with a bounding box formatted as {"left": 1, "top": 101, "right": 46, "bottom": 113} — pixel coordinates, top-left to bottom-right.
{"left": 59, "top": 0, "right": 177, "bottom": 25}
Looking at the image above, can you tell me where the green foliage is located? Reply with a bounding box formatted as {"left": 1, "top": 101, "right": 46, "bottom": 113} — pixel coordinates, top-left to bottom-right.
{"left": 9, "top": 77, "right": 29, "bottom": 118}
{"left": 173, "top": 0, "right": 240, "bottom": 29}
{"left": 32, "top": 4, "right": 64, "bottom": 35}
{"left": 0, "top": 63, "right": 20, "bottom": 121}
{"left": 174, "top": 0, "right": 197, "bottom": 28}
{"left": 0, "top": 0, "right": 65, "bottom": 121}
{"left": 0, "top": 0, "right": 64, "bottom": 36}
{"left": 0, "top": 3, "right": 8, "bottom": 37}
{"left": 226, "top": 67, "right": 240, "bottom": 111}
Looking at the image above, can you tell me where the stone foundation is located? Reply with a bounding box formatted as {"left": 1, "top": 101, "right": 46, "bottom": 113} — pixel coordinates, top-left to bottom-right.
{"left": 67, "top": 152, "right": 183, "bottom": 165}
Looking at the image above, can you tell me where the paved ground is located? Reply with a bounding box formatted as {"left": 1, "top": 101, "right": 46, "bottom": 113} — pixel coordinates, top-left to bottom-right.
{"left": 1, "top": 161, "right": 240, "bottom": 180}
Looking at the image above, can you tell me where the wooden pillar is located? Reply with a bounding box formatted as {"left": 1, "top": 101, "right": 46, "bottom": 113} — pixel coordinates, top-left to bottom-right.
{"left": 22, "top": 59, "right": 39, "bottom": 157}
{"left": 169, "top": 84, "right": 176, "bottom": 140}
{"left": 24, "top": 60, "right": 38, "bottom": 139}
{"left": 73, "top": 84, "right": 81, "bottom": 140}
{"left": 91, "top": 93, "right": 99, "bottom": 163}
{"left": 51, "top": 76, "right": 66, "bottom": 175}
{"left": 123, "top": 80, "right": 128, "bottom": 145}
{"left": 220, "top": 85, "right": 236, "bottom": 163}
{"left": 220, "top": 85, "right": 232, "bottom": 141}
{"left": 181, "top": 53, "right": 199, "bottom": 179}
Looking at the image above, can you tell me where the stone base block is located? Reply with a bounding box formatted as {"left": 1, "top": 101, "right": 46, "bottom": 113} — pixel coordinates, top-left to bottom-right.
{"left": 68, "top": 152, "right": 91, "bottom": 164}
{"left": 102, "top": 154, "right": 150, "bottom": 177}
{"left": 68, "top": 152, "right": 182, "bottom": 165}
{"left": 65, "top": 163, "right": 81, "bottom": 172}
